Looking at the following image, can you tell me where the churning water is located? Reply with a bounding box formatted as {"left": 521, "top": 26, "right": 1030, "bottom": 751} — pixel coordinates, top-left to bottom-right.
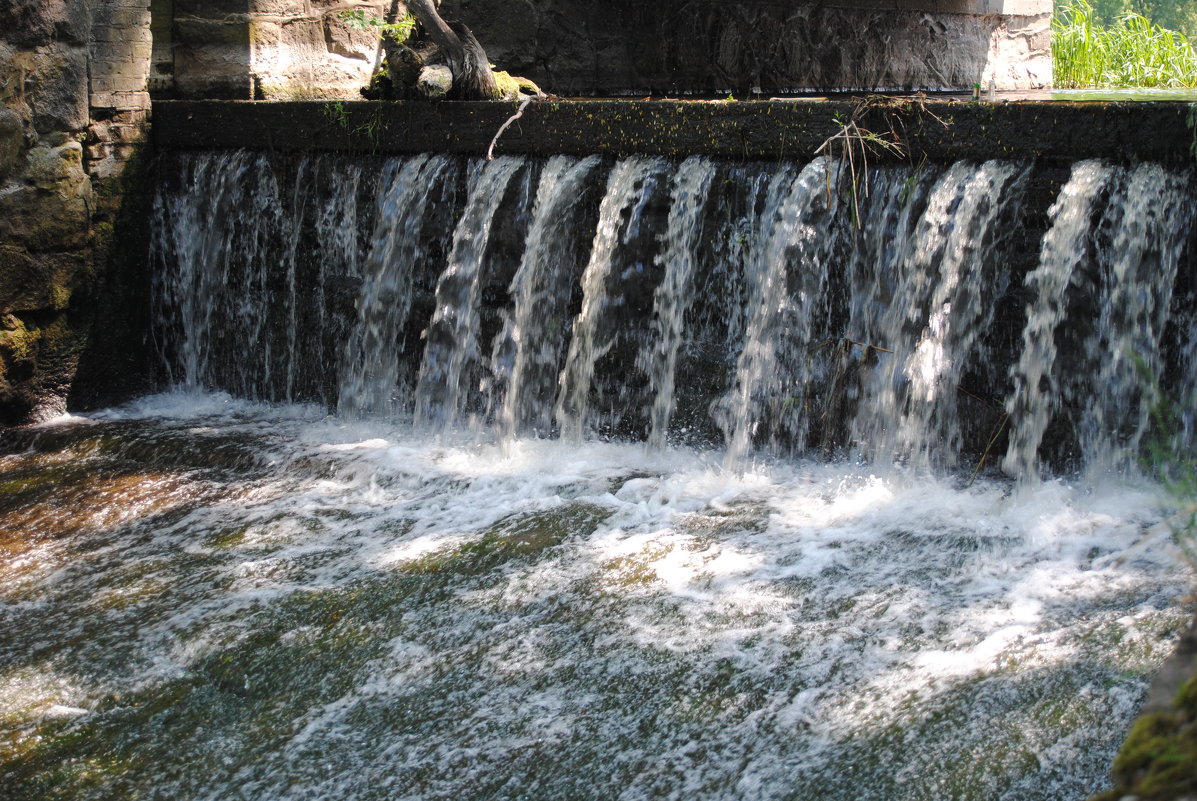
{"left": 2, "top": 150, "right": 1196, "bottom": 800}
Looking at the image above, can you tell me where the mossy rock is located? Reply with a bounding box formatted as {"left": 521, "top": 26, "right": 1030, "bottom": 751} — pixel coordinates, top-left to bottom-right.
{"left": 1093, "top": 678, "right": 1197, "bottom": 801}
{"left": 493, "top": 70, "right": 542, "bottom": 101}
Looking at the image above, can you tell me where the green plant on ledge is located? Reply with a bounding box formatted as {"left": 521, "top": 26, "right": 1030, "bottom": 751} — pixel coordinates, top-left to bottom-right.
{"left": 321, "top": 101, "right": 350, "bottom": 129}
{"left": 337, "top": 8, "right": 416, "bottom": 44}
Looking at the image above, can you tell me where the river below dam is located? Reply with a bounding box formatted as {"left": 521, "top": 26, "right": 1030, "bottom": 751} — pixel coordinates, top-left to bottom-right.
{"left": 3, "top": 146, "right": 1197, "bottom": 799}
{"left": 0, "top": 391, "right": 1192, "bottom": 800}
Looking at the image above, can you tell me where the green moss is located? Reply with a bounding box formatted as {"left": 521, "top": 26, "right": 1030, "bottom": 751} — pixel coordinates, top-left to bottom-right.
{"left": 492, "top": 70, "right": 542, "bottom": 101}
{"left": 1113, "top": 714, "right": 1176, "bottom": 777}
{"left": 0, "top": 317, "right": 39, "bottom": 364}
{"left": 38, "top": 315, "right": 75, "bottom": 354}
{"left": 1176, "top": 672, "right": 1197, "bottom": 714}
{"left": 1102, "top": 690, "right": 1197, "bottom": 801}
{"left": 203, "top": 526, "right": 248, "bottom": 549}
{"left": 49, "top": 282, "right": 71, "bottom": 311}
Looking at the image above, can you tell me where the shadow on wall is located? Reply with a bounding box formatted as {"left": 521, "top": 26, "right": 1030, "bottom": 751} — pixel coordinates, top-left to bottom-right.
{"left": 442, "top": 0, "right": 1053, "bottom": 95}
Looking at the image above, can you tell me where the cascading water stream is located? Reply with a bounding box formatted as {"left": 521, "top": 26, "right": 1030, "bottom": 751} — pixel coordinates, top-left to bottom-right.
{"left": 847, "top": 161, "right": 1026, "bottom": 468}
{"left": 881, "top": 162, "right": 1026, "bottom": 468}
{"left": 490, "top": 155, "right": 602, "bottom": 439}
{"left": 311, "top": 157, "right": 366, "bottom": 392}
{"left": 1003, "top": 161, "right": 1195, "bottom": 478}
{"left": 414, "top": 157, "right": 527, "bottom": 428}
{"left": 1002, "top": 161, "right": 1114, "bottom": 478}
{"left": 717, "top": 157, "right": 840, "bottom": 464}
{"left": 151, "top": 152, "right": 286, "bottom": 393}
{"left": 1079, "top": 163, "right": 1194, "bottom": 475}
{"left": 339, "top": 155, "right": 455, "bottom": 418}
{"left": 638, "top": 156, "right": 717, "bottom": 448}
{"left": 555, "top": 157, "right": 670, "bottom": 441}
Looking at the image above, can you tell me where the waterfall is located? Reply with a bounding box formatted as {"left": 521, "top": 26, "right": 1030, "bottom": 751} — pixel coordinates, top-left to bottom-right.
{"left": 339, "top": 155, "right": 455, "bottom": 419}
{"left": 151, "top": 152, "right": 286, "bottom": 395}
{"left": 148, "top": 151, "right": 1196, "bottom": 477}
{"left": 490, "top": 155, "right": 602, "bottom": 439}
{"left": 555, "top": 157, "right": 671, "bottom": 441}
{"left": 716, "top": 157, "right": 842, "bottom": 463}
{"left": 22, "top": 146, "right": 1197, "bottom": 801}
{"left": 638, "top": 156, "right": 718, "bottom": 448}
{"left": 1003, "top": 161, "right": 1195, "bottom": 478}
{"left": 1079, "top": 164, "right": 1193, "bottom": 475}
{"left": 852, "top": 161, "right": 1027, "bottom": 469}
{"left": 413, "top": 157, "right": 528, "bottom": 428}
{"left": 1001, "top": 161, "right": 1114, "bottom": 478}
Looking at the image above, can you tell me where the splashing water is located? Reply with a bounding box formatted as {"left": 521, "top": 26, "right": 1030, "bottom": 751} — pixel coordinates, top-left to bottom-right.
{"left": 0, "top": 392, "right": 1190, "bottom": 801}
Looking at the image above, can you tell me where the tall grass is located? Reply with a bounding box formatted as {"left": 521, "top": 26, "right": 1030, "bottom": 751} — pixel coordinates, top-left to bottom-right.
{"left": 1053, "top": 0, "right": 1197, "bottom": 88}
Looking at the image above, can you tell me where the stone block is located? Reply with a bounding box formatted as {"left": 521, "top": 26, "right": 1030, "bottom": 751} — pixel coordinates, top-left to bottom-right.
{"left": 251, "top": 0, "right": 310, "bottom": 15}
{"left": 114, "top": 91, "right": 151, "bottom": 110}
{"left": 112, "top": 75, "right": 151, "bottom": 93}
{"left": 0, "top": 246, "right": 84, "bottom": 314}
{"left": 28, "top": 45, "right": 90, "bottom": 133}
{"left": 110, "top": 109, "right": 149, "bottom": 126}
{"left": 24, "top": 140, "right": 85, "bottom": 189}
{"left": 0, "top": 177, "right": 92, "bottom": 252}
{"left": 176, "top": 0, "right": 251, "bottom": 16}
{"left": 86, "top": 142, "right": 145, "bottom": 181}
{"left": 176, "top": 17, "right": 252, "bottom": 49}
{"left": 324, "top": 15, "right": 381, "bottom": 62}
{"left": 106, "top": 7, "right": 153, "bottom": 29}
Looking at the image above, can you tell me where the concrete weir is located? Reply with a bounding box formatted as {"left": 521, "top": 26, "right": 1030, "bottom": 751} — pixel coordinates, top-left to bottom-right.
{"left": 152, "top": 98, "right": 1197, "bottom": 165}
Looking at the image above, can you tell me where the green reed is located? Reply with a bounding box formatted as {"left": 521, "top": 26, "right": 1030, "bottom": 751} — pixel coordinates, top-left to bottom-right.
{"left": 1053, "top": 0, "right": 1197, "bottom": 88}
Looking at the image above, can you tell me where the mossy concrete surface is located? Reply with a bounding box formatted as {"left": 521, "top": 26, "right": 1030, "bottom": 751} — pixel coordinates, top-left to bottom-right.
{"left": 153, "top": 98, "right": 1196, "bottom": 165}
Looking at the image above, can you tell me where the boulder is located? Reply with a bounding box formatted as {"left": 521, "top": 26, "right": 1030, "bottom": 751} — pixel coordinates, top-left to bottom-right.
{"left": 0, "top": 0, "right": 91, "bottom": 48}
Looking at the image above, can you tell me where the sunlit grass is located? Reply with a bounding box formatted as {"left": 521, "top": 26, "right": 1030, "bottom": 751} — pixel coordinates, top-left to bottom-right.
{"left": 1053, "top": 0, "right": 1197, "bottom": 88}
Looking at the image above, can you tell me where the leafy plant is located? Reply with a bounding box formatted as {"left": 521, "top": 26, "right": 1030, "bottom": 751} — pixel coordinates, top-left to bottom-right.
{"left": 321, "top": 101, "right": 349, "bottom": 128}
{"left": 1053, "top": 0, "right": 1197, "bottom": 88}
{"left": 337, "top": 8, "right": 416, "bottom": 43}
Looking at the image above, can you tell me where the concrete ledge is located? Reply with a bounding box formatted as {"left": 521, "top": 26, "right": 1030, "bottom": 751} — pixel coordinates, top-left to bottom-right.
{"left": 153, "top": 99, "right": 1197, "bottom": 165}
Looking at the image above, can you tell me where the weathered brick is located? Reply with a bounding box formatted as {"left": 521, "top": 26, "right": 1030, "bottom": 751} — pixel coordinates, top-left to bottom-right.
{"left": 109, "top": 7, "right": 152, "bottom": 27}
{"left": 112, "top": 76, "right": 148, "bottom": 93}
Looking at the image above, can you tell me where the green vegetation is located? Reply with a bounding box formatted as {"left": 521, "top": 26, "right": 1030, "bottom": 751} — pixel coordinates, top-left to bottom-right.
{"left": 336, "top": 8, "right": 416, "bottom": 44}
{"left": 1053, "top": 0, "right": 1197, "bottom": 88}
{"left": 1078, "top": 0, "right": 1197, "bottom": 39}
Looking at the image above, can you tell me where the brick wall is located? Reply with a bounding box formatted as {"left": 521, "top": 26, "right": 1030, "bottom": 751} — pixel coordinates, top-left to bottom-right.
{"left": 89, "top": 0, "right": 153, "bottom": 181}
